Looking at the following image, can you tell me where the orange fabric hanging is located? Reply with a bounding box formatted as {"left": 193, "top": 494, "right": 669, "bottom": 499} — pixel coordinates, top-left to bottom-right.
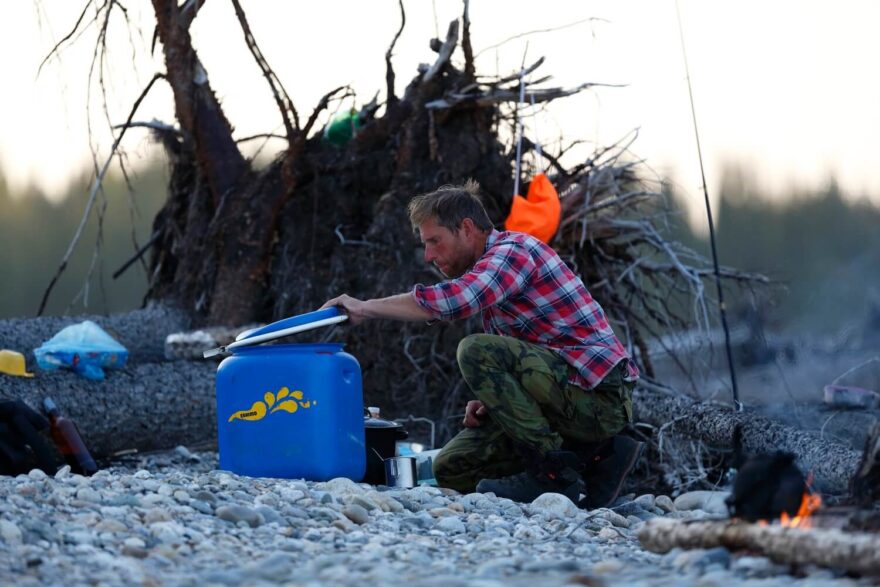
{"left": 504, "top": 172, "right": 561, "bottom": 244}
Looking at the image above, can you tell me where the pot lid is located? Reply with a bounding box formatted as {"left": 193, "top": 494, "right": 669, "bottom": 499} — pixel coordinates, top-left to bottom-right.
{"left": 364, "top": 417, "right": 403, "bottom": 429}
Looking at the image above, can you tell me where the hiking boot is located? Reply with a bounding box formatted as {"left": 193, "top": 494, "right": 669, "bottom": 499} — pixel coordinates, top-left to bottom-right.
{"left": 579, "top": 435, "right": 644, "bottom": 509}
{"left": 476, "top": 450, "right": 584, "bottom": 503}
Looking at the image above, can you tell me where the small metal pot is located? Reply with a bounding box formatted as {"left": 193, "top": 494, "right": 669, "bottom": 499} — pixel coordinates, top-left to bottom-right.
{"left": 384, "top": 456, "right": 417, "bottom": 488}
{"left": 363, "top": 416, "right": 408, "bottom": 484}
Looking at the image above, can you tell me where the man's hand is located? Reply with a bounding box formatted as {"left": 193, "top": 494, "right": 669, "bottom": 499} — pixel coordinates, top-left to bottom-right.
{"left": 462, "top": 400, "right": 488, "bottom": 428}
{"left": 320, "top": 292, "right": 432, "bottom": 324}
{"left": 320, "top": 294, "right": 369, "bottom": 325}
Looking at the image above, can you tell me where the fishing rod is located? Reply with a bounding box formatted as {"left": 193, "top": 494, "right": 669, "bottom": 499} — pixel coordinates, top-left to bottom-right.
{"left": 674, "top": 0, "right": 741, "bottom": 411}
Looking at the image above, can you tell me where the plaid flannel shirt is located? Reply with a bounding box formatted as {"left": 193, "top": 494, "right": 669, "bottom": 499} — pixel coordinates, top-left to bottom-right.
{"left": 412, "top": 229, "right": 638, "bottom": 390}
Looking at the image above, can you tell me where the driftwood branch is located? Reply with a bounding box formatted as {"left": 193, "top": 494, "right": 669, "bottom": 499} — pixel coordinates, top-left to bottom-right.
{"left": 851, "top": 422, "right": 880, "bottom": 505}
{"left": 424, "top": 20, "right": 459, "bottom": 83}
{"left": 639, "top": 518, "right": 880, "bottom": 576}
{"left": 230, "top": 0, "right": 299, "bottom": 137}
{"left": 385, "top": 0, "right": 406, "bottom": 106}
{"left": 113, "top": 120, "right": 180, "bottom": 135}
{"left": 235, "top": 133, "right": 288, "bottom": 144}
{"left": 179, "top": 0, "right": 207, "bottom": 30}
{"left": 461, "top": 0, "right": 475, "bottom": 80}
{"left": 425, "top": 81, "right": 627, "bottom": 110}
{"left": 483, "top": 57, "right": 545, "bottom": 87}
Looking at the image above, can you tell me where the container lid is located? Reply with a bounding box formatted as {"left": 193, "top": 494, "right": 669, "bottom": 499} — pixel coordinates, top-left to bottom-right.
{"left": 203, "top": 307, "right": 348, "bottom": 359}
{"left": 236, "top": 307, "right": 345, "bottom": 342}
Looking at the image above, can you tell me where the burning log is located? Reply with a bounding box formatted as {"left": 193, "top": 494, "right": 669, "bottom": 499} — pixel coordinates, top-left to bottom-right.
{"left": 633, "top": 387, "right": 862, "bottom": 494}
{"left": 639, "top": 517, "right": 880, "bottom": 576}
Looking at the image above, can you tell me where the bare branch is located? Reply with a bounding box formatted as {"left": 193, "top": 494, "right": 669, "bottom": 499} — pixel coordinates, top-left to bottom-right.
{"left": 425, "top": 80, "right": 626, "bottom": 109}
{"left": 423, "top": 19, "right": 459, "bottom": 83}
{"left": 302, "top": 85, "right": 354, "bottom": 139}
{"left": 37, "top": 1, "right": 94, "bottom": 76}
{"left": 385, "top": 0, "right": 406, "bottom": 106}
{"left": 230, "top": 0, "right": 299, "bottom": 137}
{"left": 474, "top": 16, "right": 608, "bottom": 58}
{"left": 482, "top": 56, "right": 545, "bottom": 86}
{"left": 179, "top": 0, "right": 207, "bottom": 30}
{"left": 113, "top": 120, "right": 180, "bottom": 135}
{"left": 38, "top": 73, "right": 166, "bottom": 316}
{"left": 461, "top": 0, "right": 475, "bottom": 80}
{"left": 234, "top": 132, "right": 287, "bottom": 144}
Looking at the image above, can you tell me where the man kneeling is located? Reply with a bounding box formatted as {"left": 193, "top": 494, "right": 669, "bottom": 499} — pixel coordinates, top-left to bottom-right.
{"left": 323, "top": 180, "right": 643, "bottom": 506}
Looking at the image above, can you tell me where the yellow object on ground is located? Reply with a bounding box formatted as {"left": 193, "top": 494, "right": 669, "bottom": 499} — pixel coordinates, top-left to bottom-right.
{"left": 0, "top": 350, "right": 35, "bottom": 378}
{"left": 504, "top": 172, "right": 561, "bottom": 244}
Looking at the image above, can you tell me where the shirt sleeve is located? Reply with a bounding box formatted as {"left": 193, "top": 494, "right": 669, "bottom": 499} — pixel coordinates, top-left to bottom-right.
{"left": 412, "top": 242, "right": 536, "bottom": 321}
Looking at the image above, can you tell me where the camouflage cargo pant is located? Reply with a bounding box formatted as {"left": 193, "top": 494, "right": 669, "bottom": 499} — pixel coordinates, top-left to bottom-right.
{"left": 433, "top": 333, "right": 634, "bottom": 493}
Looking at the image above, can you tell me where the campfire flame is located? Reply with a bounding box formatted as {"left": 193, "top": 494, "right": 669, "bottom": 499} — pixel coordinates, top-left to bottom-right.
{"left": 780, "top": 491, "right": 822, "bottom": 529}
{"left": 754, "top": 473, "right": 822, "bottom": 529}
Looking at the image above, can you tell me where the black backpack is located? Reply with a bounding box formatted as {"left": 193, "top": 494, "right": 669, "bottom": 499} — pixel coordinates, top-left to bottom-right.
{"left": 0, "top": 399, "right": 64, "bottom": 476}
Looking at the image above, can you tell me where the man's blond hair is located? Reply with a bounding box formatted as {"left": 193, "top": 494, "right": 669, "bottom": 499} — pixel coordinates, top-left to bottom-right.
{"left": 407, "top": 179, "right": 493, "bottom": 233}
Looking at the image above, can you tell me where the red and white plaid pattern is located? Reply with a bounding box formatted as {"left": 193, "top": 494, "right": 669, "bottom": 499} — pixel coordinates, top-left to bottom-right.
{"left": 413, "top": 229, "right": 638, "bottom": 390}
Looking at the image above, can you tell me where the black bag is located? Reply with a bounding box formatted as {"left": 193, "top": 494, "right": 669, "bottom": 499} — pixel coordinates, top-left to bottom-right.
{"left": 0, "top": 399, "right": 63, "bottom": 476}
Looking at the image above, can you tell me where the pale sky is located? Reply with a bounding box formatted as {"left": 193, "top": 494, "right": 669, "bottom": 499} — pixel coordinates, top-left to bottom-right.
{"left": 3, "top": 0, "right": 880, "bottom": 219}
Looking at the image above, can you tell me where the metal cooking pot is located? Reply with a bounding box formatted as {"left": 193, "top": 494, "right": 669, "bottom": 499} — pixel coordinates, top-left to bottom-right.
{"left": 384, "top": 456, "right": 417, "bottom": 488}
{"left": 363, "top": 415, "right": 408, "bottom": 484}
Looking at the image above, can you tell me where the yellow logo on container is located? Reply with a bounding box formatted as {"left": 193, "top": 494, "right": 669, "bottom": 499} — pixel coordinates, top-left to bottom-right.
{"left": 227, "top": 386, "right": 317, "bottom": 422}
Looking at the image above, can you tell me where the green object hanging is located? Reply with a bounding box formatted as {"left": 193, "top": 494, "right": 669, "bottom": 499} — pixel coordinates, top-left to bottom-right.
{"left": 323, "top": 109, "right": 361, "bottom": 146}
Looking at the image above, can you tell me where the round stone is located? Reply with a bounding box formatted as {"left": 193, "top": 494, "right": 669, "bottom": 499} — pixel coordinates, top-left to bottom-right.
{"left": 76, "top": 487, "right": 101, "bottom": 502}
{"left": 634, "top": 494, "right": 655, "bottom": 509}
{"left": 0, "top": 520, "right": 23, "bottom": 544}
{"left": 192, "top": 490, "right": 217, "bottom": 504}
{"left": 530, "top": 492, "right": 578, "bottom": 520}
{"left": 654, "top": 495, "right": 675, "bottom": 513}
{"left": 350, "top": 495, "right": 378, "bottom": 511}
{"left": 27, "top": 469, "right": 48, "bottom": 481}
{"left": 144, "top": 508, "right": 172, "bottom": 523}
{"left": 342, "top": 504, "right": 370, "bottom": 525}
{"left": 215, "top": 505, "right": 264, "bottom": 528}
{"left": 436, "top": 517, "right": 466, "bottom": 535}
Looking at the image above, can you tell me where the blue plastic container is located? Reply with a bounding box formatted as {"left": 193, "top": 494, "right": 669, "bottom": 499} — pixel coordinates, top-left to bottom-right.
{"left": 216, "top": 342, "right": 366, "bottom": 480}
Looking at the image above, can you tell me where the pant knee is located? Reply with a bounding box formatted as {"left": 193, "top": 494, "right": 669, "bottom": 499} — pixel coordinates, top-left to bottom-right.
{"left": 456, "top": 334, "right": 485, "bottom": 369}
{"left": 432, "top": 447, "right": 453, "bottom": 481}
{"left": 432, "top": 447, "right": 473, "bottom": 493}
{"left": 457, "top": 333, "right": 507, "bottom": 380}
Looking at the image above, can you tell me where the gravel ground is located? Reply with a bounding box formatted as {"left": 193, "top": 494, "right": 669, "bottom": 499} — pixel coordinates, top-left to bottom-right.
{"left": 0, "top": 448, "right": 870, "bottom": 587}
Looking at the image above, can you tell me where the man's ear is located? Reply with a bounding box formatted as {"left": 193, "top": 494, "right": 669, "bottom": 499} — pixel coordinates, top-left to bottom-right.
{"left": 460, "top": 217, "right": 476, "bottom": 237}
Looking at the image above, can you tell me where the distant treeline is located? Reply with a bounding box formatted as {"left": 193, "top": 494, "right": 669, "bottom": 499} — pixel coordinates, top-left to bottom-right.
{"left": 666, "top": 166, "right": 880, "bottom": 334}
{"left": 1, "top": 161, "right": 878, "bottom": 337}
{"left": 0, "top": 160, "right": 168, "bottom": 319}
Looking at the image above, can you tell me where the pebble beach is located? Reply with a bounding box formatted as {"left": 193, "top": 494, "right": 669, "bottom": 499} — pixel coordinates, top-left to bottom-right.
{"left": 0, "top": 447, "right": 870, "bottom": 586}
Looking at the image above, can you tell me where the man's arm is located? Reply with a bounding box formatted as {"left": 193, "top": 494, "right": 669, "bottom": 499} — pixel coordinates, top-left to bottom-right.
{"left": 321, "top": 292, "right": 431, "bottom": 325}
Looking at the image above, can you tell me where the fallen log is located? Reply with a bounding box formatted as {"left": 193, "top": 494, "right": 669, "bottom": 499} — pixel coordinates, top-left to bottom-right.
{"left": 633, "top": 388, "right": 862, "bottom": 494}
{"left": 0, "top": 360, "right": 216, "bottom": 459}
{"left": 639, "top": 517, "right": 880, "bottom": 576}
{"left": 0, "top": 303, "right": 191, "bottom": 363}
{"left": 851, "top": 422, "right": 880, "bottom": 505}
